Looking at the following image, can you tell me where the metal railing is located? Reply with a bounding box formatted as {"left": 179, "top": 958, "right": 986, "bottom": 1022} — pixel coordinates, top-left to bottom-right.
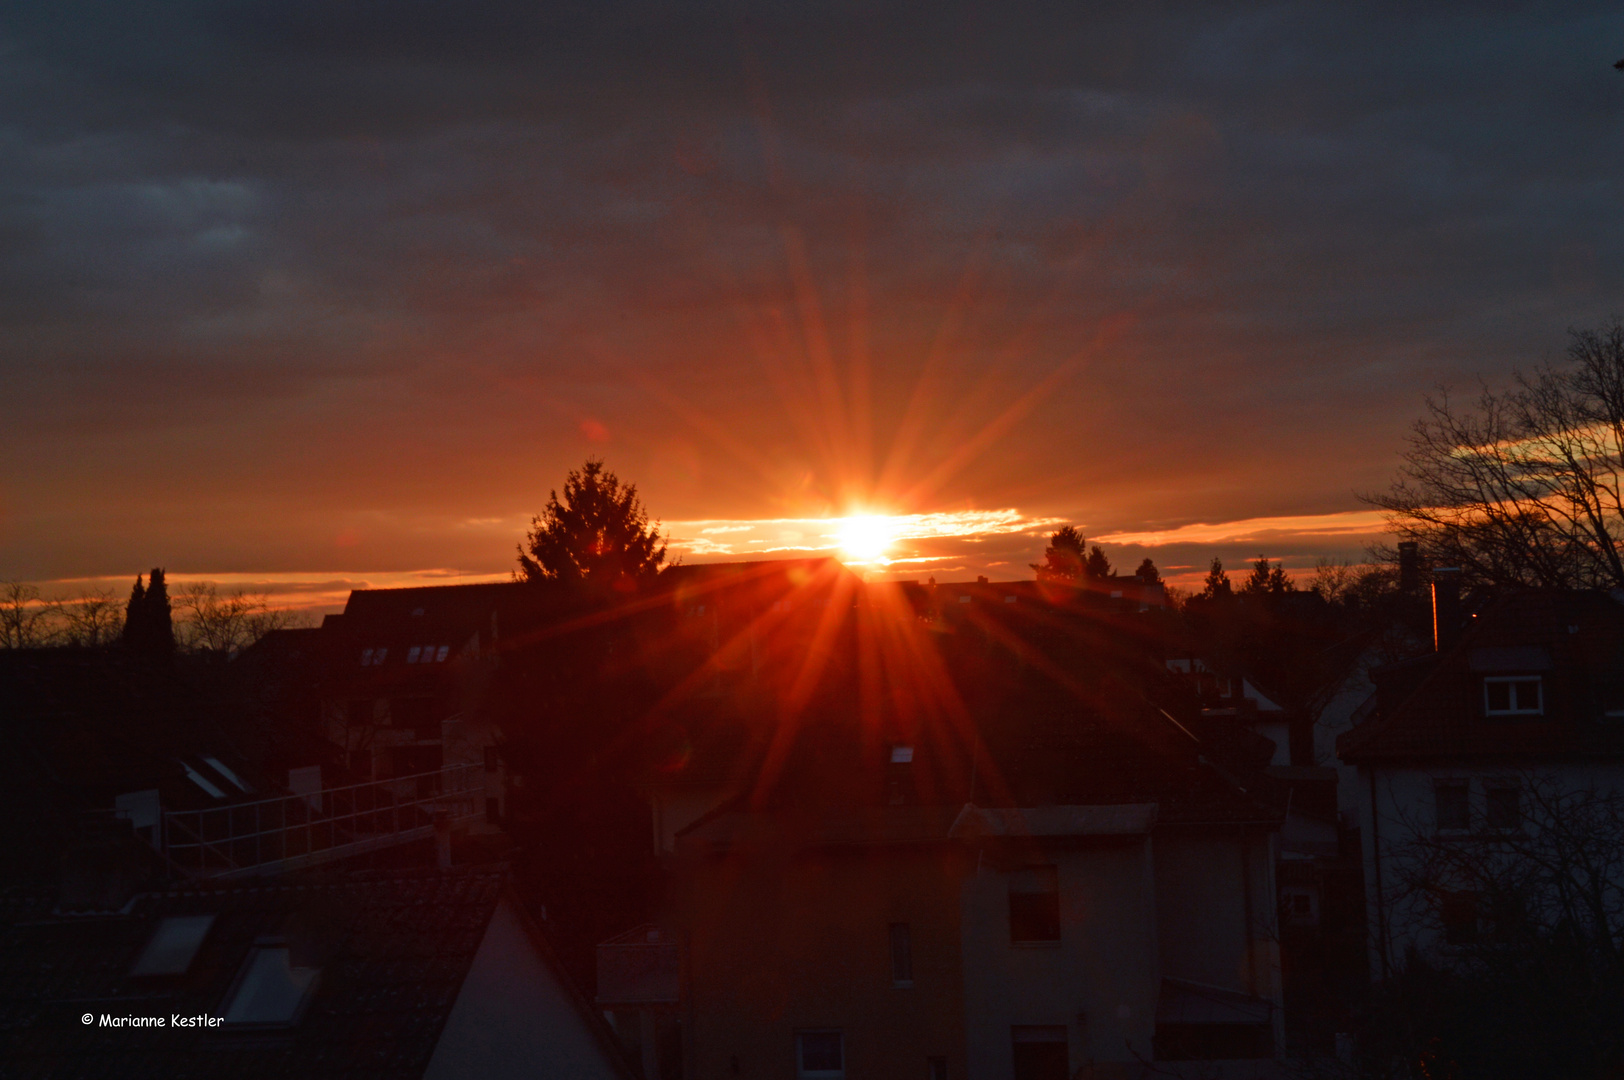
{"left": 596, "top": 924, "right": 682, "bottom": 1006}
{"left": 162, "top": 764, "right": 485, "bottom": 878}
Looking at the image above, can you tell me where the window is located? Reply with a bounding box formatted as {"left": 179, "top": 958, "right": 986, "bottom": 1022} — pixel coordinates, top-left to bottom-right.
{"left": 890, "top": 923, "right": 913, "bottom": 986}
{"left": 1434, "top": 779, "right": 1470, "bottom": 832}
{"left": 222, "top": 945, "right": 320, "bottom": 1027}
{"left": 406, "top": 646, "right": 422, "bottom": 663}
{"left": 796, "top": 1031, "right": 844, "bottom": 1079}
{"left": 957, "top": 595, "right": 971, "bottom": 604}
{"left": 130, "top": 915, "right": 215, "bottom": 976}
{"left": 889, "top": 745, "right": 914, "bottom": 764}
{"left": 1484, "top": 676, "right": 1542, "bottom": 716}
{"left": 372, "top": 647, "right": 387, "bottom": 664}
{"left": 1486, "top": 784, "right": 1521, "bottom": 830}
{"left": 1009, "top": 866, "right": 1061, "bottom": 944}
{"left": 1011, "top": 1026, "right": 1068, "bottom": 1080}
{"left": 1003, "top": 595, "right": 1016, "bottom": 604}
{"left": 360, "top": 648, "right": 373, "bottom": 666}
{"left": 435, "top": 645, "right": 450, "bottom": 662}
{"left": 1283, "top": 888, "right": 1318, "bottom": 927}
{"left": 1441, "top": 891, "right": 1479, "bottom": 945}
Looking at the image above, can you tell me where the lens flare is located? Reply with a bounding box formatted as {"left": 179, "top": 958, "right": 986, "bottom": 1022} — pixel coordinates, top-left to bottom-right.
{"left": 836, "top": 515, "right": 893, "bottom": 563}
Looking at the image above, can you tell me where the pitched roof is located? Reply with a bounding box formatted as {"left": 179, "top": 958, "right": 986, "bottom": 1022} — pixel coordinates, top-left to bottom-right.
{"left": 1337, "top": 589, "right": 1624, "bottom": 763}
{"left": 0, "top": 869, "right": 506, "bottom": 1079}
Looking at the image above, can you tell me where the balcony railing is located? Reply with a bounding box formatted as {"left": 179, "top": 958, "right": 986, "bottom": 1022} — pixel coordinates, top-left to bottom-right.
{"left": 162, "top": 764, "right": 484, "bottom": 879}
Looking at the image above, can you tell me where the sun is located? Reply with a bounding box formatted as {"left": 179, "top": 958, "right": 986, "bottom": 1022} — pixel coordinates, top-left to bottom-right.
{"left": 836, "top": 515, "right": 895, "bottom": 563}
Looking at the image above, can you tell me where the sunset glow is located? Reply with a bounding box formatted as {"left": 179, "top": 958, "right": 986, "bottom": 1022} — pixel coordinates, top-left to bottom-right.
{"left": 835, "top": 515, "right": 895, "bottom": 564}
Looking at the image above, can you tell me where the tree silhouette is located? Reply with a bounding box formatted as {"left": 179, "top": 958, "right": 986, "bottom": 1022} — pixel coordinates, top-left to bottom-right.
{"left": 120, "top": 568, "right": 175, "bottom": 658}
{"left": 517, "top": 460, "right": 668, "bottom": 589}
{"left": 1084, "top": 544, "right": 1112, "bottom": 581}
{"left": 1368, "top": 321, "right": 1624, "bottom": 589}
{"left": 1032, "top": 526, "right": 1086, "bottom": 582}
{"left": 1134, "top": 558, "right": 1161, "bottom": 585}
{"left": 1201, "top": 557, "right": 1233, "bottom": 601}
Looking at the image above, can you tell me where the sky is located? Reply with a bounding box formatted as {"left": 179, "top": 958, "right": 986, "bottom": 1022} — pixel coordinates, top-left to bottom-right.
{"left": 3, "top": 2, "right": 1623, "bottom": 611}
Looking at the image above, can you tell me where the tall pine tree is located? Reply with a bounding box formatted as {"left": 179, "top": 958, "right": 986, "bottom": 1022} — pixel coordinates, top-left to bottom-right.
{"left": 121, "top": 568, "right": 175, "bottom": 658}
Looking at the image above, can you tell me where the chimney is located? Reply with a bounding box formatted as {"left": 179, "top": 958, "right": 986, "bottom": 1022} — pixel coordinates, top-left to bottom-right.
{"left": 1398, "top": 542, "right": 1420, "bottom": 592}
{"left": 1431, "top": 568, "right": 1462, "bottom": 653}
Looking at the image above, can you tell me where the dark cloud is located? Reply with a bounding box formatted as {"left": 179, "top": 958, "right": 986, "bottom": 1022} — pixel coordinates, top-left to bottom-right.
{"left": 2, "top": 2, "right": 1623, "bottom": 579}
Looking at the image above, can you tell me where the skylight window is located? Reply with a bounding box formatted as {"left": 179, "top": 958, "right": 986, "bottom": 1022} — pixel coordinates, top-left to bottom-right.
{"left": 182, "top": 762, "right": 226, "bottom": 799}
{"left": 222, "top": 945, "right": 320, "bottom": 1028}
{"left": 130, "top": 915, "right": 215, "bottom": 976}
{"left": 203, "top": 756, "right": 251, "bottom": 793}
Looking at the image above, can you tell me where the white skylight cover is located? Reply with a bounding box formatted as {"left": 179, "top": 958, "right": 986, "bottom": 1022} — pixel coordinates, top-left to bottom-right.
{"left": 130, "top": 915, "right": 215, "bottom": 976}
{"left": 202, "top": 756, "right": 251, "bottom": 793}
{"left": 222, "top": 945, "right": 320, "bottom": 1027}
{"left": 182, "top": 762, "right": 227, "bottom": 799}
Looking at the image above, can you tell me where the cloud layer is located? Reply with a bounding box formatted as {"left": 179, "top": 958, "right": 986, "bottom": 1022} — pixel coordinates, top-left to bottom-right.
{"left": 2, "top": 2, "right": 1622, "bottom": 581}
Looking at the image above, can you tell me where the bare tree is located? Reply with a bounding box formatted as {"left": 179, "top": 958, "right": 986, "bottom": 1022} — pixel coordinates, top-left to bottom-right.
{"left": 1368, "top": 321, "right": 1624, "bottom": 589}
{"left": 0, "top": 581, "right": 59, "bottom": 648}
{"left": 59, "top": 588, "right": 123, "bottom": 647}
{"left": 1363, "top": 772, "right": 1624, "bottom": 1078}
{"left": 174, "top": 582, "right": 299, "bottom": 656}
{"left": 1308, "top": 558, "right": 1358, "bottom": 605}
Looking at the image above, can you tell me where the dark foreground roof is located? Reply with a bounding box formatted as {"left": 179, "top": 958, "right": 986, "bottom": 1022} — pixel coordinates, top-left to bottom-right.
{"left": 0, "top": 869, "right": 503, "bottom": 1080}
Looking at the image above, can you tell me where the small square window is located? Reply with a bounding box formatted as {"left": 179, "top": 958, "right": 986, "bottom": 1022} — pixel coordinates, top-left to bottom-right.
{"left": 1484, "top": 676, "right": 1542, "bottom": 716}
{"left": 1435, "top": 780, "right": 1470, "bottom": 831}
{"left": 436, "top": 645, "right": 450, "bottom": 662}
{"left": 1003, "top": 595, "right": 1016, "bottom": 604}
{"left": 1009, "top": 866, "right": 1061, "bottom": 944}
{"left": 372, "top": 647, "right": 387, "bottom": 663}
{"left": 957, "top": 595, "right": 971, "bottom": 604}
{"left": 797, "top": 1030, "right": 844, "bottom": 1078}
{"left": 890, "top": 922, "right": 913, "bottom": 986}
{"left": 360, "top": 648, "right": 374, "bottom": 666}
{"left": 406, "top": 646, "right": 421, "bottom": 664}
{"left": 890, "top": 745, "right": 914, "bottom": 764}
{"left": 1486, "top": 784, "right": 1521, "bottom": 830}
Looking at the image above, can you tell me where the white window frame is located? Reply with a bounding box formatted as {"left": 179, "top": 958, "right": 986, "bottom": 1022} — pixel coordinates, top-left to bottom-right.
{"left": 1483, "top": 676, "right": 1542, "bottom": 716}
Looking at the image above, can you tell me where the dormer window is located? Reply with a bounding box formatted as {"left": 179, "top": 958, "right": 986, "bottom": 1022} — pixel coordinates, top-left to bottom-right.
{"left": 1484, "top": 676, "right": 1542, "bottom": 716}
